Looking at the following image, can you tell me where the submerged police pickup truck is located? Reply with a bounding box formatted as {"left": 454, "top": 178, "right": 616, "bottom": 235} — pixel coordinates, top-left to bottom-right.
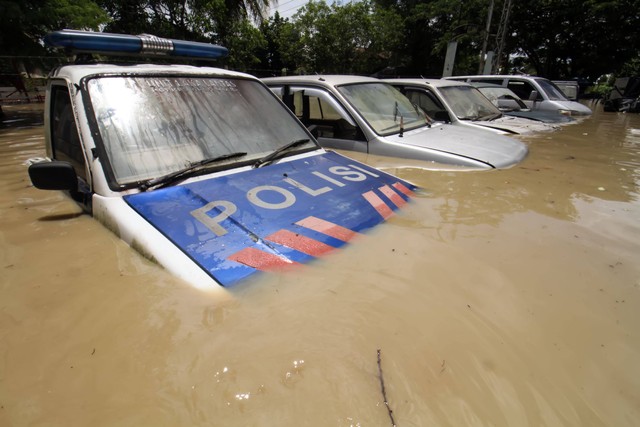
{"left": 29, "top": 30, "right": 416, "bottom": 289}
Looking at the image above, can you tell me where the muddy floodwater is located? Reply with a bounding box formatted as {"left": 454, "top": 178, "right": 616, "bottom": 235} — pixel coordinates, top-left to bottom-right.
{"left": 1, "top": 103, "right": 639, "bottom": 426}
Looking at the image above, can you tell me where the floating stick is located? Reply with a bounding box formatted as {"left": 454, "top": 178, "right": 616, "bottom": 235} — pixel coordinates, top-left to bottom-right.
{"left": 377, "top": 348, "right": 397, "bottom": 426}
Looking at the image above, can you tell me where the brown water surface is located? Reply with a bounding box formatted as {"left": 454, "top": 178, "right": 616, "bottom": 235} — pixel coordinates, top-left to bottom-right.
{"left": 1, "top": 103, "right": 639, "bottom": 426}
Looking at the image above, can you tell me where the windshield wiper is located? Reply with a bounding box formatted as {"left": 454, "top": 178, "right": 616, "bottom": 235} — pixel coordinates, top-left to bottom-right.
{"left": 140, "top": 151, "right": 247, "bottom": 191}
{"left": 253, "top": 139, "right": 310, "bottom": 168}
{"left": 480, "top": 112, "right": 503, "bottom": 121}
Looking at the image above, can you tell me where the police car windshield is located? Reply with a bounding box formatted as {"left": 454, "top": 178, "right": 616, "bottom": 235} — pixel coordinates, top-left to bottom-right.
{"left": 337, "top": 83, "right": 429, "bottom": 136}
{"left": 87, "top": 76, "right": 314, "bottom": 185}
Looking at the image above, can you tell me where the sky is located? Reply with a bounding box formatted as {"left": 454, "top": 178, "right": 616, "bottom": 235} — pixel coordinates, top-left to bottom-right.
{"left": 267, "top": 0, "right": 357, "bottom": 20}
{"left": 267, "top": 0, "right": 311, "bottom": 19}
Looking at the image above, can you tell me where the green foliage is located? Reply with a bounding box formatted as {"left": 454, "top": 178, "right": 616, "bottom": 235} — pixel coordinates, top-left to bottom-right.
{"left": 224, "top": 19, "right": 266, "bottom": 71}
{"left": 256, "top": 13, "right": 299, "bottom": 75}
{"left": 620, "top": 56, "right": 640, "bottom": 77}
{"left": 509, "top": 0, "right": 640, "bottom": 79}
{"left": 267, "top": 0, "right": 403, "bottom": 75}
{"left": 1, "top": 0, "right": 109, "bottom": 55}
{"left": 586, "top": 83, "right": 613, "bottom": 98}
{"left": 95, "top": 0, "right": 270, "bottom": 66}
{"left": 3, "top": 0, "right": 638, "bottom": 81}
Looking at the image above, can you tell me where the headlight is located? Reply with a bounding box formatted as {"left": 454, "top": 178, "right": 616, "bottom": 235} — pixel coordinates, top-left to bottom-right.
{"left": 558, "top": 109, "right": 572, "bottom": 116}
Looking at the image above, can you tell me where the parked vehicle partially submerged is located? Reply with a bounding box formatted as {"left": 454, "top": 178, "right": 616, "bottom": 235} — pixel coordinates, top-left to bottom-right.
{"left": 471, "top": 83, "right": 575, "bottom": 123}
{"left": 444, "top": 75, "right": 592, "bottom": 116}
{"left": 552, "top": 80, "right": 580, "bottom": 101}
{"left": 28, "top": 30, "right": 417, "bottom": 289}
{"left": 385, "top": 78, "right": 560, "bottom": 134}
{"left": 263, "top": 75, "right": 528, "bottom": 170}
{"left": 603, "top": 77, "right": 640, "bottom": 113}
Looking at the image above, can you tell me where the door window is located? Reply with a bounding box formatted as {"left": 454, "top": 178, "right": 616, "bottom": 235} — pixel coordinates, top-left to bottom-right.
{"left": 50, "top": 85, "right": 87, "bottom": 181}
{"left": 507, "top": 80, "right": 538, "bottom": 100}
{"left": 290, "top": 87, "right": 362, "bottom": 140}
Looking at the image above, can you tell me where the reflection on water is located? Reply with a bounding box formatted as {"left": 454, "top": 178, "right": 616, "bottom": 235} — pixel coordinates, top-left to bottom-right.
{"left": 1, "top": 104, "right": 639, "bottom": 426}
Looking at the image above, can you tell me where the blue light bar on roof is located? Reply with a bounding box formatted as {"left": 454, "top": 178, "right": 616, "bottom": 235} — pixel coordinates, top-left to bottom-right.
{"left": 44, "top": 30, "right": 228, "bottom": 60}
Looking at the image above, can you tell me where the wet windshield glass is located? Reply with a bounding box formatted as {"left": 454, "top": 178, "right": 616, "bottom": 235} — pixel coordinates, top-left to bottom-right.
{"left": 87, "top": 76, "right": 313, "bottom": 184}
{"left": 478, "top": 87, "right": 528, "bottom": 110}
{"left": 439, "top": 85, "right": 502, "bottom": 120}
{"left": 537, "top": 79, "right": 570, "bottom": 101}
{"left": 336, "top": 83, "right": 428, "bottom": 136}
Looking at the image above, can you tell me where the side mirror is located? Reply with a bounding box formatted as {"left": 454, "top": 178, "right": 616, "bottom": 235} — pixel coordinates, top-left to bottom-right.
{"left": 528, "top": 90, "right": 540, "bottom": 101}
{"left": 28, "top": 161, "right": 78, "bottom": 191}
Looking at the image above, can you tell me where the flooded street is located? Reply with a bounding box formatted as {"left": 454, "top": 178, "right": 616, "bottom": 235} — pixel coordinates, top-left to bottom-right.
{"left": 1, "top": 103, "right": 639, "bottom": 426}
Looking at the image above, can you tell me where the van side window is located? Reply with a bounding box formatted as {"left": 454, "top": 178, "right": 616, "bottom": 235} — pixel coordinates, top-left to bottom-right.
{"left": 50, "top": 85, "right": 87, "bottom": 181}
{"left": 507, "top": 81, "right": 537, "bottom": 100}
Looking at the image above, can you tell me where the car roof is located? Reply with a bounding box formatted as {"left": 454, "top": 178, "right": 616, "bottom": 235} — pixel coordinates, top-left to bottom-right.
{"left": 51, "top": 62, "right": 251, "bottom": 82}
{"left": 383, "top": 78, "right": 473, "bottom": 89}
{"left": 447, "top": 74, "right": 546, "bottom": 81}
{"left": 262, "top": 74, "right": 381, "bottom": 87}
{"left": 470, "top": 82, "right": 509, "bottom": 89}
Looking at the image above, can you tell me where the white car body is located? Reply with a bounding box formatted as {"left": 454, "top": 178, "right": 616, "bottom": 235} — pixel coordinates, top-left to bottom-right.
{"left": 29, "top": 31, "right": 417, "bottom": 290}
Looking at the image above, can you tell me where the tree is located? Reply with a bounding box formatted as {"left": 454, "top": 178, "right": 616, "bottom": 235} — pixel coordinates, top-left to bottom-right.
{"left": 1, "top": 0, "right": 108, "bottom": 55}
{"left": 368, "top": 0, "right": 640, "bottom": 80}
{"left": 96, "top": 0, "right": 270, "bottom": 67}
{"left": 508, "top": 0, "right": 640, "bottom": 79}
{"left": 371, "top": 0, "right": 490, "bottom": 77}
{"left": 281, "top": 0, "right": 403, "bottom": 75}
{"left": 223, "top": 19, "right": 266, "bottom": 71}
{"left": 255, "top": 12, "right": 299, "bottom": 76}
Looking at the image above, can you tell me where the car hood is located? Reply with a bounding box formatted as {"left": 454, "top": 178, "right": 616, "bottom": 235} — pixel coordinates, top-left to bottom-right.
{"left": 387, "top": 123, "right": 528, "bottom": 169}
{"left": 553, "top": 100, "right": 593, "bottom": 115}
{"left": 124, "top": 151, "right": 416, "bottom": 287}
{"left": 504, "top": 110, "right": 576, "bottom": 124}
{"left": 471, "top": 115, "right": 559, "bottom": 134}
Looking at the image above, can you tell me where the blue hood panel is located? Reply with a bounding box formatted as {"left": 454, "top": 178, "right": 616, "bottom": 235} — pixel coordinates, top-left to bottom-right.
{"left": 124, "top": 152, "right": 416, "bottom": 286}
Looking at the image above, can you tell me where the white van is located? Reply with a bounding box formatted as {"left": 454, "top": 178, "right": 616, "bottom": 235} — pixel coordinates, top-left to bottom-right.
{"left": 28, "top": 30, "right": 418, "bottom": 290}
{"left": 444, "top": 75, "right": 592, "bottom": 116}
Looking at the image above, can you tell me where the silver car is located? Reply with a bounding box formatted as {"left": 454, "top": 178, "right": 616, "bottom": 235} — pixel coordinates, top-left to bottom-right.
{"left": 443, "top": 74, "right": 592, "bottom": 116}
{"left": 472, "top": 83, "right": 576, "bottom": 124}
{"left": 384, "top": 78, "right": 559, "bottom": 134}
{"left": 263, "top": 75, "right": 528, "bottom": 170}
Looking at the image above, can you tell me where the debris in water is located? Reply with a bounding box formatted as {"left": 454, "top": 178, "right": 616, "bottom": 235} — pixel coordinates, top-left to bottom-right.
{"left": 377, "top": 349, "right": 396, "bottom": 427}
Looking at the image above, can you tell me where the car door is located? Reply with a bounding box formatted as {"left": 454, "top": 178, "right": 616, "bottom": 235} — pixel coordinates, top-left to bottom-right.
{"left": 48, "top": 82, "right": 92, "bottom": 209}
{"left": 506, "top": 79, "right": 543, "bottom": 109}
{"left": 269, "top": 85, "right": 369, "bottom": 153}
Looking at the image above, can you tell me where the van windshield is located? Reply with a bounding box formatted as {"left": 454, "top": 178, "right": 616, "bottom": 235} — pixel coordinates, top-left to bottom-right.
{"left": 87, "top": 76, "right": 314, "bottom": 185}
{"left": 337, "top": 83, "right": 429, "bottom": 136}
